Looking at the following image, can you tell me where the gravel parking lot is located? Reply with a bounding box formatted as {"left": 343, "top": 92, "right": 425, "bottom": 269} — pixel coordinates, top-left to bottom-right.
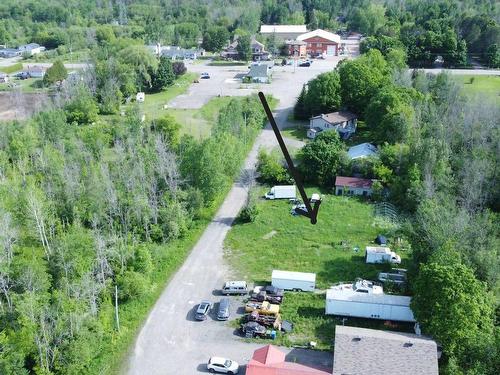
{"left": 125, "top": 58, "right": 340, "bottom": 375}
{"left": 168, "top": 58, "right": 342, "bottom": 110}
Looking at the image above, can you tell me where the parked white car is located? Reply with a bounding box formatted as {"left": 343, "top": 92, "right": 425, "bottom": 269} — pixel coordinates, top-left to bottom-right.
{"left": 207, "top": 357, "right": 239, "bottom": 374}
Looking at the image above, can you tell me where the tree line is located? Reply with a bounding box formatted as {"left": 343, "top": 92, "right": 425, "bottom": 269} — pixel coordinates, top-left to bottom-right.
{"left": 1, "top": 1, "right": 498, "bottom": 67}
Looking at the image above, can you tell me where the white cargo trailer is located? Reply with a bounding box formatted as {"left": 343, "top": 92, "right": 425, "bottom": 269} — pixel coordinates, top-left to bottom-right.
{"left": 271, "top": 270, "right": 316, "bottom": 292}
{"left": 325, "top": 279, "right": 415, "bottom": 322}
{"left": 265, "top": 185, "right": 296, "bottom": 200}
{"left": 365, "top": 246, "right": 401, "bottom": 264}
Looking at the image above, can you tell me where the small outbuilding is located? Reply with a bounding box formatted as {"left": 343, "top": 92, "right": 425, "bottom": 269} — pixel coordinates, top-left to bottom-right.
{"left": 246, "top": 345, "right": 330, "bottom": 375}
{"left": 335, "top": 176, "right": 375, "bottom": 197}
{"left": 136, "top": 92, "right": 145, "bottom": 102}
{"left": 375, "top": 234, "right": 388, "bottom": 246}
{"left": 0, "top": 72, "right": 8, "bottom": 83}
{"left": 347, "top": 142, "right": 377, "bottom": 160}
{"left": 246, "top": 64, "right": 271, "bottom": 83}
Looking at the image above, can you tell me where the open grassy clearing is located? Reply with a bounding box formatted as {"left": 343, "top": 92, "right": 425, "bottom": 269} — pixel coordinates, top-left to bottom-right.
{"left": 225, "top": 188, "right": 413, "bottom": 348}
{"left": 452, "top": 74, "right": 500, "bottom": 106}
{"left": 131, "top": 72, "right": 197, "bottom": 119}
{"left": 0, "top": 62, "right": 23, "bottom": 74}
{"left": 0, "top": 77, "right": 44, "bottom": 93}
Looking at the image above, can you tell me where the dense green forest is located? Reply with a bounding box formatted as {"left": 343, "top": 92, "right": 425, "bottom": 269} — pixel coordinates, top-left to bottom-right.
{"left": 0, "top": 91, "right": 270, "bottom": 373}
{"left": 0, "top": 0, "right": 499, "bottom": 67}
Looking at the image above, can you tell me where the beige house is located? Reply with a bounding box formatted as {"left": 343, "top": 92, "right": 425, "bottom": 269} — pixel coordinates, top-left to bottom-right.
{"left": 307, "top": 111, "right": 357, "bottom": 139}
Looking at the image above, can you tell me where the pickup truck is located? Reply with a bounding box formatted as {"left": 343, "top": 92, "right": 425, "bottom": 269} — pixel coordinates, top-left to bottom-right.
{"left": 245, "top": 300, "right": 280, "bottom": 316}
{"left": 249, "top": 290, "right": 283, "bottom": 305}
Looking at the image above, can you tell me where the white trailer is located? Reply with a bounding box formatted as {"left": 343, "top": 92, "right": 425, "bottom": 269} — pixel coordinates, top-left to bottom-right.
{"left": 271, "top": 270, "right": 316, "bottom": 292}
{"left": 365, "top": 246, "right": 401, "bottom": 264}
{"left": 265, "top": 185, "right": 296, "bottom": 200}
{"left": 325, "top": 279, "right": 415, "bottom": 322}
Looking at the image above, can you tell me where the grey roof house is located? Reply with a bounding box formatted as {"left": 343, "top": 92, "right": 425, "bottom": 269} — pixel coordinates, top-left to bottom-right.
{"left": 0, "top": 48, "right": 21, "bottom": 58}
{"left": 308, "top": 111, "right": 357, "bottom": 140}
{"left": 246, "top": 64, "right": 271, "bottom": 83}
{"left": 333, "top": 325, "right": 439, "bottom": 375}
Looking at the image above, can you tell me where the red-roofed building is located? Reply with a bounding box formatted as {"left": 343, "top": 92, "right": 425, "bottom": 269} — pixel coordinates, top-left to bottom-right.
{"left": 335, "top": 176, "right": 375, "bottom": 197}
{"left": 246, "top": 345, "right": 331, "bottom": 375}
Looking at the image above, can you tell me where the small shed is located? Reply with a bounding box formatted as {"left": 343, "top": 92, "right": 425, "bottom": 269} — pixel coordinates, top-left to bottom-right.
{"left": 375, "top": 235, "right": 388, "bottom": 246}
{"left": 347, "top": 143, "right": 377, "bottom": 160}
{"left": 246, "top": 64, "right": 270, "bottom": 83}
{"left": 335, "top": 176, "right": 375, "bottom": 197}
{"left": 0, "top": 72, "right": 8, "bottom": 83}
{"left": 136, "top": 92, "right": 145, "bottom": 102}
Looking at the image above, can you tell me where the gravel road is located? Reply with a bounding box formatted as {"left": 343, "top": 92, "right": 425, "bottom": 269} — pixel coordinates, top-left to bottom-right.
{"left": 124, "top": 59, "right": 338, "bottom": 375}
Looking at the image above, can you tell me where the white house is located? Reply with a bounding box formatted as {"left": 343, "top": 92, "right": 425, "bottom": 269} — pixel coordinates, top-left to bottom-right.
{"left": 246, "top": 63, "right": 271, "bottom": 83}
{"left": 0, "top": 72, "right": 8, "bottom": 83}
{"left": 347, "top": 143, "right": 378, "bottom": 160}
{"left": 307, "top": 111, "right": 357, "bottom": 139}
{"left": 335, "top": 176, "right": 375, "bottom": 197}
{"left": 18, "top": 43, "right": 44, "bottom": 55}
{"left": 27, "top": 66, "right": 46, "bottom": 78}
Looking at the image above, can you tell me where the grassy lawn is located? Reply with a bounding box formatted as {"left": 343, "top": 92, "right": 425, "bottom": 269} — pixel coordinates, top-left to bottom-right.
{"left": 168, "top": 96, "right": 234, "bottom": 139}
{"left": 452, "top": 75, "right": 500, "bottom": 106}
{"left": 281, "top": 125, "right": 308, "bottom": 142}
{"left": 131, "top": 73, "right": 197, "bottom": 120}
{"left": 0, "top": 77, "right": 44, "bottom": 93}
{"left": 0, "top": 62, "right": 23, "bottom": 74}
{"left": 225, "top": 188, "right": 413, "bottom": 349}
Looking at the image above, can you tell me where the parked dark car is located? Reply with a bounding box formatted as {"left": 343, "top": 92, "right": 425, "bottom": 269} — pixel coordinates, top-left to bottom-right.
{"left": 195, "top": 301, "right": 212, "bottom": 320}
{"left": 250, "top": 291, "right": 282, "bottom": 304}
{"left": 217, "top": 298, "right": 230, "bottom": 321}
{"left": 298, "top": 61, "right": 311, "bottom": 67}
{"left": 263, "top": 285, "right": 284, "bottom": 297}
{"left": 241, "top": 321, "right": 266, "bottom": 338}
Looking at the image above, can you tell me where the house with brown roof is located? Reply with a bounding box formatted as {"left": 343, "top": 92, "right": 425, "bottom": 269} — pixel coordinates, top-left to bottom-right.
{"left": 307, "top": 111, "right": 357, "bottom": 140}
{"left": 335, "top": 176, "right": 375, "bottom": 197}
{"left": 333, "top": 325, "right": 439, "bottom": 375}
{"left": 221, "top": 37, "right": 270, "bottom": 61}
{"left": 246, "top": 345, "right": 330, "bottom": 375}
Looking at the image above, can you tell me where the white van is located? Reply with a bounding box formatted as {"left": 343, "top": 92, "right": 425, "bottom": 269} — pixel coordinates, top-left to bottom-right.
{"left": 221, "top": 281, "right": 248, "bottom": 295}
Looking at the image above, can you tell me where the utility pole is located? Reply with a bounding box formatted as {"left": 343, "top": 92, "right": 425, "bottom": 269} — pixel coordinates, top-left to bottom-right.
{"left": 115, "top": 284, "right": 120, "bottom": 332}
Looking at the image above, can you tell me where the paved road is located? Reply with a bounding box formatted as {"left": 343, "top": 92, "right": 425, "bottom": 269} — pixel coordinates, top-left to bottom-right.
{"left": 125, "top": 60, "right": 336, "bottom": 375}
{"left": 418, "top": 68, "right": 500, "bottom": 75}
{"left": 21, "top": 62, "right": 91, "bottom": 70}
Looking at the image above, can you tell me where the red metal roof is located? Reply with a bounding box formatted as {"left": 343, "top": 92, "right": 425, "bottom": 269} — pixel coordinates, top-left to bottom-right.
{"left": 335, "top": 176, "right": 374, "bottom": 189}
{"left": 252, "top": 345, "right": 285, "bottom": 365}
{"left": 247, "top": 345, "right": 331, "bottom": 375}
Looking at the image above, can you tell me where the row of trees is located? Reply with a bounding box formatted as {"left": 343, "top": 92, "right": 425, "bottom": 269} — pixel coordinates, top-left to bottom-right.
{"left": 1, "top": 1, "right": 498, "bottom": 67}
{"left": 0, "top": 93, "right": 270, "bottom": 374}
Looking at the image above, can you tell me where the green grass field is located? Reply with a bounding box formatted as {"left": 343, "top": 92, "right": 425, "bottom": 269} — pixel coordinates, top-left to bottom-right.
{"left": 452, "top": 75, "right": 500, "bottom": 106}
{"left": 132, "top": 72, "right": 197, "bottom": 119}
{"left": 0, "top": 62, "right": 23, "bottom": 74}
{"left": 225, "top": 188, "right": 413, "bottom": 348}
{"left": 0, "top": 77, "right": 44, "bottom": 93}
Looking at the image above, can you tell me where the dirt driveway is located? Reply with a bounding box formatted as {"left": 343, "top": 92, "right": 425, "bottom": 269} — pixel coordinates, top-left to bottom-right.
{"left": 125, "top": 58, "right": 340, "bottom": 375}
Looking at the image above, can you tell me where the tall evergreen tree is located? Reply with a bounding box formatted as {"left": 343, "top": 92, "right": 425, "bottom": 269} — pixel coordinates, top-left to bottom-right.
{"left": 294, "top": 84, "right": 308, "bottom": 120}
{"left": 150, "top": 57, "right": 175, "bottom": 92}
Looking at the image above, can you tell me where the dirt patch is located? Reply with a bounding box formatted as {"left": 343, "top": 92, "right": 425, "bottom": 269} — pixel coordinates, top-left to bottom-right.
{"left": 263, "top": 230, "right": 277, "bottom": 239}
{"left": 0, "top": 92, "right": 50, "bottom": 121}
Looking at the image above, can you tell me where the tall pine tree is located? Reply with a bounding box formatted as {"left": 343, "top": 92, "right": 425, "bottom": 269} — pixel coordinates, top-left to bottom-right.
{"left": 150, "top": 57, "right": 175, "bottom": 92}
{"left": 294, "top": 84, "right": 308, "bottom": 120}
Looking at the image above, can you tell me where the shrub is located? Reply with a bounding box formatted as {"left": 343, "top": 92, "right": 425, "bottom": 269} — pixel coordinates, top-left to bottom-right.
{"left": 172, "top": 61, "right": 187, "bottom": 76}
{"left": 117, "top": 271, "right": 149, "bottom": 302}
{"left": 238, "top": 203, "right": 259, "bottom": 223}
